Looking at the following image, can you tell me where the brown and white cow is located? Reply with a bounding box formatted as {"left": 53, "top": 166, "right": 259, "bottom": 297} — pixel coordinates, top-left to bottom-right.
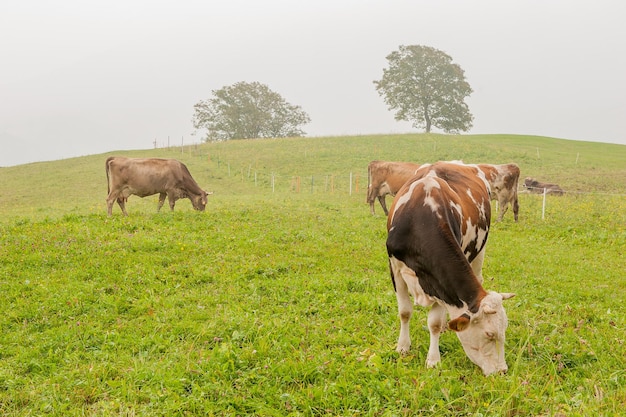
{"left": 106, "top": 156, "right": 210, "bottom": 216}
{"left": 368, "top": 160, "right": 521, "bottom": 221}
{"left": 477, "top": 163, "right": 520, "bottom": 222}
{"left": 523, "top": 177, "right": 564, "bottom": 195}
{"left": 386, "top": 161, "right": 515, "bottom": 375}
{"left": 366, "top": 160, "right": 421, "bottom": 215}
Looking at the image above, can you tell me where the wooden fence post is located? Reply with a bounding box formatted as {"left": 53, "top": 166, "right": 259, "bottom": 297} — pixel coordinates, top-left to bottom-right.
{"left": 349, "top": 172, "right": 353, "bottom": 195}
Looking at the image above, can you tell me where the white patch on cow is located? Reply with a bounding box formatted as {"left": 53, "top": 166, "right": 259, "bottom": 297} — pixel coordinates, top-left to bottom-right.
{"left": 390, "top": 256, "right": 437, "bottom": 308}
{"left": 462, "top": 217, "right": 478, "bottom": 253}
{"left": 475, "top": 168, "right": 492, "bottom": 198}
{"left": 423, "top": 196, "right": 440, "bottom": 216}
{"left": 475, "top": 224, "right": 488, "bottom": 252}
{"left": 465, "top": 187, "right": 488, "bottom": 219}
{"left": 463, "top": 217, "right": 488, "bottom": 255}
{"left": 379, "top": 181, "right": 392, "bottom": 196}
{"left": 421, "top": 173, "right": 442, "bottom": 215}
{"left": 392, "top": 182, "right": 418, "bottom": 212}
{"left": 460, "top": 193, "right": 489, "bottom": 254}
{"left": 390, "top": 177, "right": 435, "bottom": 223}
{"left": 449, "top": 200, "right": 462, "bottom": 218}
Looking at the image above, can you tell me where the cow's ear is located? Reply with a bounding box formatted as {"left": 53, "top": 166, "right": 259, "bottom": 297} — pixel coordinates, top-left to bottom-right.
{"left": 500, "top": 292, "right": 516, "bottom": 300}
{"left": 448, "top": 314, "right": 471, "bottom": 332}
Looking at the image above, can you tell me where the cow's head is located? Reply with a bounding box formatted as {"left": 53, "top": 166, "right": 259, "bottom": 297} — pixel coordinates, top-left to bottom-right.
{"left": 191, "top": 190, "right": 211, "bottom": 211}
{"left": 448, "top": 291, "right": 515, "bottom": 376}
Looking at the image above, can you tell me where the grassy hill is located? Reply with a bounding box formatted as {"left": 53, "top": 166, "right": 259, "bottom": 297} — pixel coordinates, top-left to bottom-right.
{"left": 1, "top": 133, "right": 625, "bottom": 220}
{"left": 0, "top": 134, "right": 625, "bottom": 416}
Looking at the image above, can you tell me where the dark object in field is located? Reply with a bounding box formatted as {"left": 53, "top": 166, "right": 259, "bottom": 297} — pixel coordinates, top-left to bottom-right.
{"left": 523, "top": 177, "right": 564, "bottom": 195}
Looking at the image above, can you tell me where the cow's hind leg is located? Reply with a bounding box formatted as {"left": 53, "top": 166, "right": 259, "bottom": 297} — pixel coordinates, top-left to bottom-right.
{"left": 106, "top": 191, "right": 127, "bottom": 216}
{"left": 106, "top": 193, "right": 116, "bottom": 216}
{"left": 393, "top": 273, "right": 413, "bottom": 355}
{"left": 426, "top": 303, "right": 446, "bottom": 368}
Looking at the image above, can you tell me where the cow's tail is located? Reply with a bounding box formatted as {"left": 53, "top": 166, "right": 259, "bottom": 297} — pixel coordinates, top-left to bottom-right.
{"left": 105, "top": 156, "right": 114, "bottom": 195}
{"left": 512, "top": 169, "right": 520, "bottom": 221}
{"left": 366, "top": 163, "right": 374, "bottom": 204}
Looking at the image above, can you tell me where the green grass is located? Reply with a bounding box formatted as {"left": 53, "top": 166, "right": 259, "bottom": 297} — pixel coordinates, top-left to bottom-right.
{"left": 0, "top": 133, "right": 625, "bottom": 415}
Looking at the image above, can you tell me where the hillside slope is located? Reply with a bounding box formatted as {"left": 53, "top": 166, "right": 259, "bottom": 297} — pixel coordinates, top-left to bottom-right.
{"left": 1, "top": 133, "right": 624, "bottom": 221}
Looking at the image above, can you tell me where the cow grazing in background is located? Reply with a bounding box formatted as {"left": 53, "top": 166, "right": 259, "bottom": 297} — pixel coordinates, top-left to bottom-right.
{"left": 367, "top": 160, "right": 521, "bottom": 221}
{"left": 386, "top": 161, "right": 515, "bottom": 375}
{"left": 477, "top": 163, "right": 520, "bottom": 222}
{"left": 523, "top": 177, "right": 564, "bottom": 195}
{"left": 366, "top": 161, "right": 422, "bottom": 215}
{"left": 106, "top": 157, "right": 210, "bottom": 216}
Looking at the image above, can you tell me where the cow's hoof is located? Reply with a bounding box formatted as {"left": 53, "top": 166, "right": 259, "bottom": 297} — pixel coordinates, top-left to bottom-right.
{"left": 396, "top": 346, "right": 410, "bottom": 356}
{"left": 426, "top": 357, "right": 441, "bottom": 368}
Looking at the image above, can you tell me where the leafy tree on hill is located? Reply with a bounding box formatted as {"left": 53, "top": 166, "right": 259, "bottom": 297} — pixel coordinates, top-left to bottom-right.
{"left": 374, "top": 44, "right": 474, "bottom": 134}
{"left": 192, "top": 81, "right": 311, "bottom": 141}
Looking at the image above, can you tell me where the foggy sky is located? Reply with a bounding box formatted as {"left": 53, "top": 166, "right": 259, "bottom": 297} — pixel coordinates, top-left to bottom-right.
{"left": 1, "top": 0, "right": 625, "bottom": 166}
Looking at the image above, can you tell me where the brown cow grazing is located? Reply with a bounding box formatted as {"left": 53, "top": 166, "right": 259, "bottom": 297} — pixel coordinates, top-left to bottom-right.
{"left": 366, "top": 160, "right": 421, "bottom": 215}
{"left": 367, "top": 160, "right": 521, "bottom": 221}
{"left": 523, "top": 177, "right": 564, "bottom": 195}
{"left": 477, "top": 163, "right": 520, "bottom": 222}
{"left": 386, "top": 161, "right": 515, "bottom": 375}
{"left": 106, "top": 157, "right": 210, "bottom": 216}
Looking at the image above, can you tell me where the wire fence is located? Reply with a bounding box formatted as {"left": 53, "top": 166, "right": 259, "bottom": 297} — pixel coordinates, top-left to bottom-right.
{"left": 157, "top": 144, "right": 625, "bottom": 220}
{"left": 212, "top": 158, "right": 626, "bottom": 197}
{"left": 219, "top": 166, "right": 366, "bottom": 195}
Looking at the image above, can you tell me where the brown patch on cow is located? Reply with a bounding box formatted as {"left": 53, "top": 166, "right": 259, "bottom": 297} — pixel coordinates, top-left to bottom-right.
{"left": 448, "top": 314, "right": 471, "bottom": 332}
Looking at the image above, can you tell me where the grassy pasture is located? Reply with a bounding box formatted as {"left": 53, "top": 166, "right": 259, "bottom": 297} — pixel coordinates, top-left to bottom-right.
{"left": 0, "top": 133, "right": 625, "bottom": 416}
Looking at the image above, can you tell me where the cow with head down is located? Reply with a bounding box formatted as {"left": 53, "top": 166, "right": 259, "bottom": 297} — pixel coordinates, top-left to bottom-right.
{"left": 366, "top": 160, "right": 422, "bottom": 215}
{"left": 386, "top": 161, "right": 515, "bottom": 375}
{"left": 106, "top": 156, "right": 211, "bottom": 216}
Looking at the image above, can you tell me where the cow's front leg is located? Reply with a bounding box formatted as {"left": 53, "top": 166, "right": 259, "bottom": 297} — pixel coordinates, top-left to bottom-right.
{"left": 157, "top": 193, "right": 167, "bottom": 212}
{"left": 426, "top": 303, "right": 446, "bottom": 368}
{"left": 117, "top": 197, "right": 128, "bottom": 216}
{"left": 167, "top": 194, "right": 176, "bottom": 211}
{"left": 496, "top": 198, "right": 509, "bottom": 222}
{"left": 378, "top": 196, "right": 389, "bottom": 216}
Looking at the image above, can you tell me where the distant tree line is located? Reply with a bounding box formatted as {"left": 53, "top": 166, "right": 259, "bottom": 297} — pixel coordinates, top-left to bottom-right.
{"left": 192, "top": 44, "right": 473, "bottom": 142}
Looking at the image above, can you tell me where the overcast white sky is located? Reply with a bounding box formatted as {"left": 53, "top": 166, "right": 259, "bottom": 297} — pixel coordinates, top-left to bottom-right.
{"left": 1, "top": 0, "right": 625, "bottom": 166}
